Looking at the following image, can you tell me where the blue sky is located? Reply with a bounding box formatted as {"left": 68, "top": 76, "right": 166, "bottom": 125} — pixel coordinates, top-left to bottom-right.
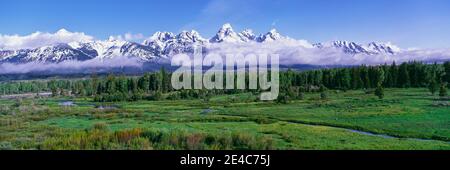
{"left": 1, "top": 0, "right": 450, "bottom": 48}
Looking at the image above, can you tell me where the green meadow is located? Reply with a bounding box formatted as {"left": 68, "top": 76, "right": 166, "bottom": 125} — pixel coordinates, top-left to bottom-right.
{"left": 0, "top": 88, "right": 449, "bottom": 150}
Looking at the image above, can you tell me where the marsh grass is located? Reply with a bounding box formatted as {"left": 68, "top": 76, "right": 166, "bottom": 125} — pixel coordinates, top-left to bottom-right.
{"left": 0, "top": 88, "right": 449, "bottom": 150}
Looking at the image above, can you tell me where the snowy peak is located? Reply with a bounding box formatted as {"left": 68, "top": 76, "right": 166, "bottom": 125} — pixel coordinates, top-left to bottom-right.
{"left": 210, "top": 23, "right": 242, "bottom": 43}
{"left": 315, "top": 40, "right": 400, "bottom": 55}
{"left": 6, "top": 43, "right": 95, "bottom": 63}
{"left": 258, "top": 29, "right": 284, "bottom": 42}
{"left": 143, "top": 32, "right": 174, "bottom": 54}
{"left": 141, "top": 30, "right": 208, "bottom": 58}
{"left": 221, "top": 23, "right": 233, "bottom": 30}
{"left": 238, "top": 29, "right": 256, "bottom": 42}
{"left": 78, "top": 38, "right": 128, "bottom": 59}
{"left": 148, "top": 31, "right": 175, "bottom": 42}
{"left": 210, "top": 24, "right": 286, "bottom": 43}
{"left": 120, "top": 42, "right": 159, "bottom": 61}
{"left": 0, "top": 23, "right": 402, "bottom": 64}
{"left": 56, "top": 28, "right": 70, "bottom": 35}
{"left": 162, "top": 30, "right": 206, "bottom": 56}
{"left": 332, "top": 41, "right": 367, "bottom": 54}
{"left": 176, "top": 30, "right": 207, "bottom": 43}
{"left": 365, "top": 42, "right": 400, "bottom": 54}
{"left": 0, "top": 50, "right": 16, "bottom": 60}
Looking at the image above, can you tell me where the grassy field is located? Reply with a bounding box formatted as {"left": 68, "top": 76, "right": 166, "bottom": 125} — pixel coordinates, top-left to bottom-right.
{"left": 0, "top": 88, "right": 449, "bottom": 150}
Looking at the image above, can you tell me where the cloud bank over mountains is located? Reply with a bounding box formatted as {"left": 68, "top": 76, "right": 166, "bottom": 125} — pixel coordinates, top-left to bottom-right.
{"left": 0, "top": 56, "right": 142, "bottom": 74}
{"left": 0, "top": 29, "right": 94, "bottom": 50}
{"left": 0, "top": 23, "right": 449, "bottom": 74}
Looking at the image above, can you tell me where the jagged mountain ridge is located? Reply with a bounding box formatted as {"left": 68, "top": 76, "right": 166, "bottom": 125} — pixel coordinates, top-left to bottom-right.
{"left": 0, "top": 23, "right": 401, "bottom": 63}
{"left": 313, "top": 41, "right": 400, "bottom": 55}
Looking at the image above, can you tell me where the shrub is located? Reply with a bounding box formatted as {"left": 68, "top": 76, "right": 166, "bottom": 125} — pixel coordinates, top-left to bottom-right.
{"left": 12, "top": 99, "right": 22, "bottom": 108}
{"left": 128, "top": 137, "right": 152, "bottom": 150}
{"left": 130, "top": 90, "right": 144, "bottom": 101}
{"left": 39, "top": 128, "right": 274, "bottom": 150}
{"left": 201, "top": 91, "right": 212, "bottom": 102}
{"left": 0, "top": 141, "right": 13, "bottom": 150}
{"left": 216, "top": 135, "right": 233, "bottom": 150}
{"left": 0, "top": 105, "right": 11, "bottom": 115}
{"left": 142, "top": 130, "right": 164, "bottom": 143}
{"left": 297, "top": 92, "right": 305, "bottom": 100}
{"left": 364, "top": 89, "right": 375, "bottom": 94}
{"left": 92, "top": 122, "right": 109, "bottom": 131}
{"left": 375, "top": 85, "right": 384, "bottom": 99}
{"left": 167, "top": 92, "right": 181, "bottom": 100}
{"left": 276, "top": 93, "right": 289, "bottom": 104}
{"left": 319, "top": 84, "right": 327, "bottom": 93}
{"left": 186, "top": 133, "right": 205, "bottom": 150}
{"left": 148, "top": 91, "right": 163, "bottom": 101}
{"left": 287, "top": 86, "right": 299, "bottom": 99}
{"left": 232, "top": 133, "right": 255, "bottom": 150}
{"left": 320, "top": 92, "right": 327, "bottom": 100}
{"left": 114, "top": 128, "right": 142, "bottom": 143}
{"left": 204, "top": 135, "right": 216, "bottom": 145}
{"left": 254, "top": 137, "right": 274, "bottom": 150}
{"left": 253, "top": 117, "right": 276, "bottom": 124}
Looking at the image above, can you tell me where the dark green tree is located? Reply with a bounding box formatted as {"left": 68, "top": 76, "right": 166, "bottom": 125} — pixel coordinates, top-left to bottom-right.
{"left": 439, "top": 82, "right": 448, "bottom": 97}
{"left": 428, "top": 79, "right": 438, "bottom": 95}
{"left": 374, "top": 68, "right": 385, "bottom": 99}
{"left": 276, "top": 93, "right": 289, "bottom": 104}
{"left": 375, "top": 85, "right": 384, "bottom": 99}
{"left": 398, "top": 63, "right": 411, "bottom": 88}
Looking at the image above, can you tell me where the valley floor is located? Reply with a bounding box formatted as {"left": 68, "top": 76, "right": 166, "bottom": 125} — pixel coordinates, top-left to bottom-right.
{"left": 0, "top": 88, "right": 449, "bottom": 150}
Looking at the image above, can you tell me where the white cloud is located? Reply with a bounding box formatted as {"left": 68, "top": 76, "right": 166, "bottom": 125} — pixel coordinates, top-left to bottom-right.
{"left": 204, "top": 40, "right": 450, "bottom": 65}
{"left": 110, "top": 33, "right": 145, "bottom": 42}
{"left": 125, "top": 33, "right": 145, "bottom": 41}
{"left": 0, "top": 28, "right": 449, "bottom": 68}
{"left": 0, "top": 56, "right": 142, "bottom": 74}
{"left": 0, "top": 29, "right": 94, "bottom": 50}
{"left": 0, "top": 39, "right": 449, "bottom": 74}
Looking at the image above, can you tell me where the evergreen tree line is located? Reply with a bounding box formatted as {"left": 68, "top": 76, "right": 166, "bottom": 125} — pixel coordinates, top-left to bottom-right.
{"left": 281, "top": 61, "right": 449, "bottom": 91}
{"left": 0, "top": 61, "right": 449, "bottom": 102}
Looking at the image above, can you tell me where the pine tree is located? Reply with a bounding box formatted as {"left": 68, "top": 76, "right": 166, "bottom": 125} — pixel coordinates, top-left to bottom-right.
{"left": 340, "top": 69, "right": 351, "bottom": 90}
{"left": 376, "top": 67, "right": 385, "bottom": 86}
{"left": 427, "top": 66, "right": 439, "bottom": 95}
{"left": 160, "top": 67, "right": 171, "bottom": 92}
{"left": 444, "top": 61, "right": 450, "bottom": 83}
{"left": 138, "top": 73, "right": 150, "bottom": 92}
{"left": 71, "top": 84, "right": 77, "bottom": 96}
{"left": 106, "top": 74, "right": 116, "bottom": 94}
{"left": 439, "top": 82, "right": 448, "bottom": 97}
{"left": 381, "top": 63, "right": 389, "bottom": 87}
{"left": 51, "top": 86, "right": 58, "bottom": 97}
{"left": 90, "top": 72, "right": 98, "bottom": 96}
{"left": 361, "top": 66, "right": 371, "bottom": 89}
{"left": 398, "top": 63, "right": 410, "bottom": 88}
{"left": 428, "top": 79, "right": 438, "bottom": 95}
{"left": 374, "top": 68, "right": 385, "bottom": 99}
{"left": 319, "top": 84, "right": 327, "bottom": 100}
{"left": 351, "top": 68, "right": 361, "bottom": 89}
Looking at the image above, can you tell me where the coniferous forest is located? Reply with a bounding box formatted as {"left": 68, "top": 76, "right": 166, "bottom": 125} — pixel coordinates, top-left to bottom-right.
{"left": 1, "top": 61, "right": 449, "bottom": 101}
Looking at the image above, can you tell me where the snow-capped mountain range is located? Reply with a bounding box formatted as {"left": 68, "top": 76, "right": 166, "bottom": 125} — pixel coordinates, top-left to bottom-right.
{"left": 0, "top": 23, "right": 401, "bottom": 63}
{"left": 313, "top": 41, "right": 400, "bottom": 55}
